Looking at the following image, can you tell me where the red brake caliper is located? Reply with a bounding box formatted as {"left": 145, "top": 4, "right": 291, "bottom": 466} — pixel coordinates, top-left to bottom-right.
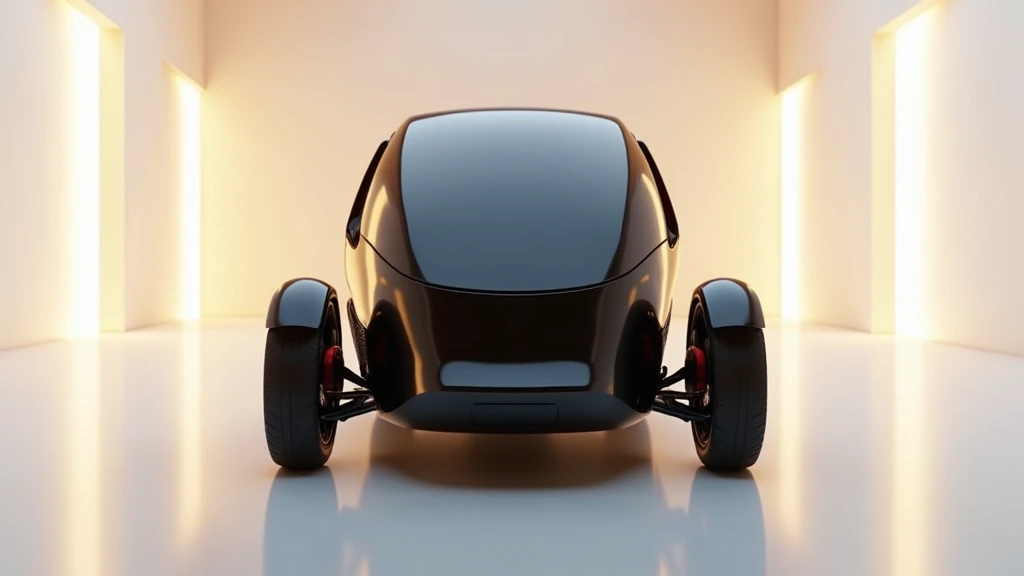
{"left": 322, "top": 346, "right": 343, "bottom": 393}
{"left": 686, "top": 346, "right": 707, "bottom": 392}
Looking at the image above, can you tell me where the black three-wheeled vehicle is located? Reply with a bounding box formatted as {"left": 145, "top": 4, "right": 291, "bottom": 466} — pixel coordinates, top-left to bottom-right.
{"left": 263, "top": 108, "right": 767, "bottom": 472}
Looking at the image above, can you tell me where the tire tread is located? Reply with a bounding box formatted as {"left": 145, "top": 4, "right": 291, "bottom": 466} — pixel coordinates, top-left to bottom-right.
{"left": 263, "top": 327, "right": 333, "bottom": 470}
{"left": 693, "top": 327, "right": 768, "bottom": 470}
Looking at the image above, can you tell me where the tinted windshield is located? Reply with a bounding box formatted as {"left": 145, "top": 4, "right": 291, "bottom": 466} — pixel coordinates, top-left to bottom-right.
{"left": 399, "top": 110, "right": 629, "bottom": 292}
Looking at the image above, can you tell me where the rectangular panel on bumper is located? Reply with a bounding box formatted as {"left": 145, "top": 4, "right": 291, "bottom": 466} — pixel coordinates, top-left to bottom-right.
{"left": 440, "top": 361, "right": 591, "bottom": 389}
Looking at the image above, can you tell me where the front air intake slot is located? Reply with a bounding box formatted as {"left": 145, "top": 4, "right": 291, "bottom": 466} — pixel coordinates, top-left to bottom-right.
{"left": 346, "top": 299, "right": 369, "bottom": 378}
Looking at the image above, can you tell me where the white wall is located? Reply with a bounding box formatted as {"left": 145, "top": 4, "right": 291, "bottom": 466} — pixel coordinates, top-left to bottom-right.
{"left": 780, "top": 0, "right": 1024, "bottom": 355}
{"left": 0, "top": 0, "right": 203, "bottom": 349}
{"left": 202, "top": 0, "right": 781, "bottom": 320}
{"left": 0, "top": 1, "right": 72, "bottom": 348}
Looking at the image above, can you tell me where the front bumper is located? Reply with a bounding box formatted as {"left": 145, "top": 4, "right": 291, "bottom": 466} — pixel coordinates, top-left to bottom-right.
{"left": 345, "top": 243, "right": 676, "bottom": 433}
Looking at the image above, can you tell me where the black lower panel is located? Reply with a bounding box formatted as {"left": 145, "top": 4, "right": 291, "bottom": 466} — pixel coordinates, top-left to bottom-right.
{"left": 376, "top": 391, "right": 646, "bottom": 433}
{"left": 471, "top": 403, "right": 559, "bottom": 427}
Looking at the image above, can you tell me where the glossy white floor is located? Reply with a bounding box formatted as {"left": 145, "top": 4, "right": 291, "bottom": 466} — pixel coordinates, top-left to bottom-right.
{"left": 2, "top": 319, "right": 1023, "bottom": 575}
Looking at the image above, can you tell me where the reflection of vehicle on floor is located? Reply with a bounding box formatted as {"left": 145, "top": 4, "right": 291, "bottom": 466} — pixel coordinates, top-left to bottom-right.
{"left": 263, "top": 108, "right": 768, "bottom": 472}
{"left": 263, "top": 419, "right": 766, "bottom": 576}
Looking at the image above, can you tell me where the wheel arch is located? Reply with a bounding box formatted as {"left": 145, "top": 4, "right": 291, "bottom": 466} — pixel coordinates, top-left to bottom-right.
{"left": 266, "top": 277, "right": 340, "bottom": 330}
{"left": 688, "top": 278, "right": 765, "bottom": 333}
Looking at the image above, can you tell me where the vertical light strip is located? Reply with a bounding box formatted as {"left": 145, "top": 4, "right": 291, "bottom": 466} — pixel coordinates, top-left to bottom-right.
{"left": 179, "top": 78, "right": 202, "bottom": 320}
{"left": 66, "top": 8, "right": 102, "bottom": 571}
{"left": 781, "top": 78, "right": 808, "bottom": 320}
{"left": 69, "top": 5, "right": 101, "bottom": 337}
{"left": 894, "top": 12, "right": 931, "bottom": 338}
{"left": 98, "top": 27, "right": 126, "bottom": 333}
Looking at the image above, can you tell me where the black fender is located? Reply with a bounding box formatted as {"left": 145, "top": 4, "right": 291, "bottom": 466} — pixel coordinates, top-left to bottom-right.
{"left": 689, "top": 278, "right": 765, "bottom": 330}
{"left": 265, "top": 278, "right": 338, "bottom": 329}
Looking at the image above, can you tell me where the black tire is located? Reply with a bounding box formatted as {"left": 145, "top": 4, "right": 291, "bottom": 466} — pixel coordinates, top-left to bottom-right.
{"left": 264, "top": 302, "right": 341, "bottom": 470}
{"left": 689, "top": 302, "right": 767, "bottom": 471}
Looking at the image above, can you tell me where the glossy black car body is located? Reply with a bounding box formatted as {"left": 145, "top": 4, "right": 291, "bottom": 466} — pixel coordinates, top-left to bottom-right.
{"left": 266, "top": 108, "right": 764, "bottom": 441}
{"left": 349, "top": 108, "right": 677, "bottom": 433}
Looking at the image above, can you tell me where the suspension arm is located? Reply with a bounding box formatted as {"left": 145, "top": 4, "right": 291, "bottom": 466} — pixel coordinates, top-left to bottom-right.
{"left": 651, "top": 396, "right": 710, "bottom": 422}
{"left": 321, "top": 396, "right": 377, "bottom": 422}
{"left": 659, "top": 365, "right": 692, "bottom": 389}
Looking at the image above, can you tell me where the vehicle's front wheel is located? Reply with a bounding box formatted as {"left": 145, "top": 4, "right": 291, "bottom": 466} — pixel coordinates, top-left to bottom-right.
{"left": 263, "top": 302, "right": 341, "bottom": 470}
{"left": 688, "top": 301, "right": 767, "bottom": 471}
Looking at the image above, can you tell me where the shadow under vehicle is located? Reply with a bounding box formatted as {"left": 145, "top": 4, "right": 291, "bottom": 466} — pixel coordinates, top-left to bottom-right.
{"left": 262, "top": 108, "right": 768, "bottom": 472}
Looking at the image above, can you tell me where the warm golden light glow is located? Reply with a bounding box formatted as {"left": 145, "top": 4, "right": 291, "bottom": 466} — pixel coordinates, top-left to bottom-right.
{"left": 98, "top": 26, "right": 126, "bottom": 333}
{"left": 351, "top": 187, "right": 391, "bottom": 310}
{"left": 892, "top": 339, "right": 929, "bottom": 576}
{"left": 178, "top": 77, "right": 202, "bottom": 320}
{"left": 67, "top": 339, "right": 102, "bottom": 576}
{"left": 894, "top": 9, "right": 934, "bottom": 338}
{"left": 640, "top": 173, "right": 668, "bottom": 239}
{"left": 176, "top": 323, "right": 203, "bottom": 547}
{"left": 781, "top": 77, "right": 810, "bottom": 320}
{"left": 69, "top": 5, "right": 101, "bottom": 337}
{"left": 778, "top": 322, "right": 804, "bottom": 542}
